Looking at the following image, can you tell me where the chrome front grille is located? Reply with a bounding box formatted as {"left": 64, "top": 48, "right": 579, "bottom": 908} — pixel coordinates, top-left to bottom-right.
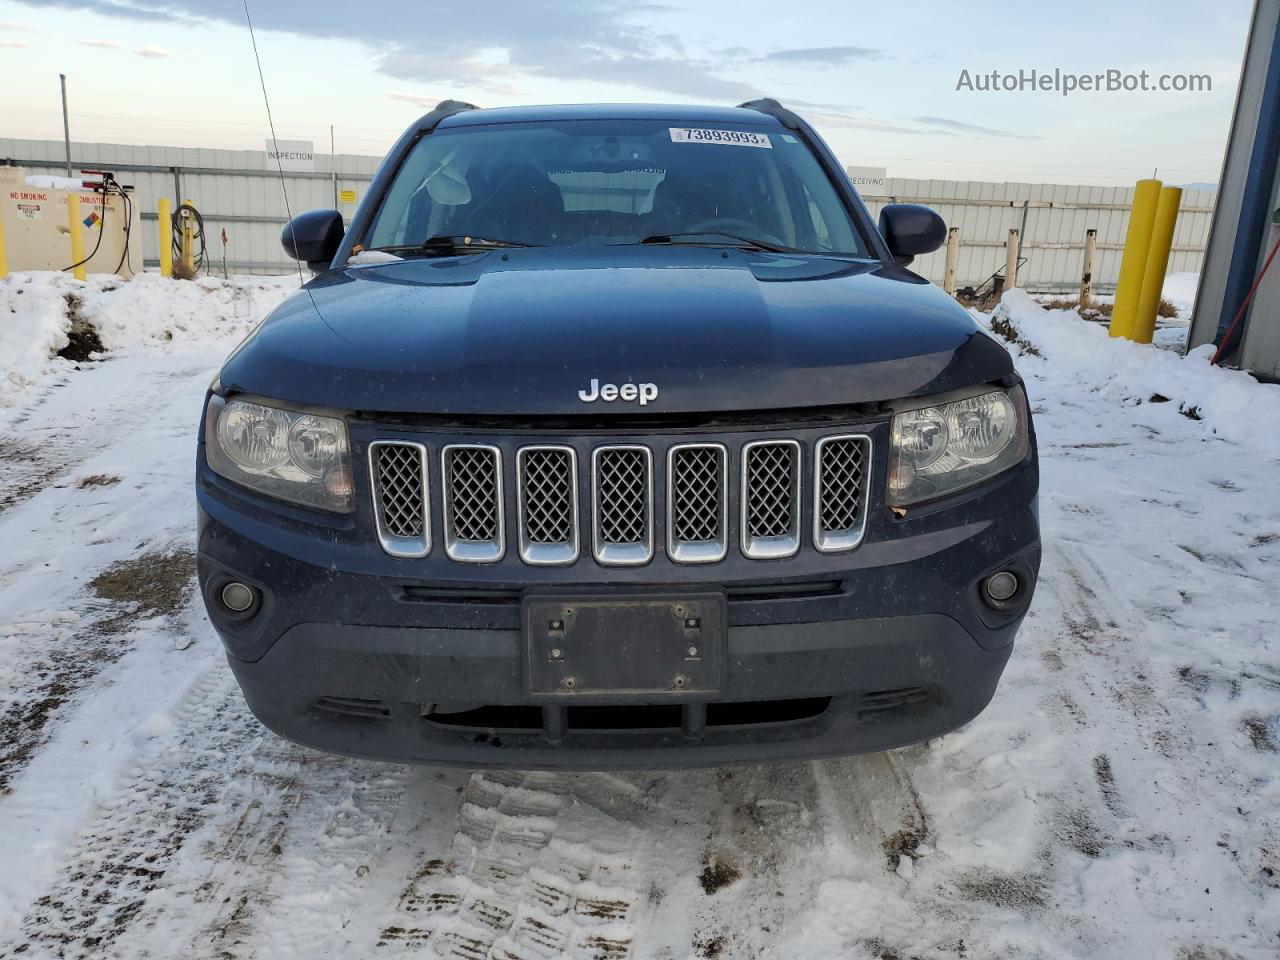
{"left": 442, "top": 444, "right": 504, "bottom": 562}
{"left": 369, "top": 441, "right": 429, "bottom": 557}
{"left": 668, "top": 443, "right": 727, "bottom": 563}
{"left": 742, "top": 439, "right": 801, "bottom": 558}
{"left": 368, "top": 431, "right": 873, "bottom": 563}
{"left": 592, "top": 445, "right": 653, "bottom": 565}
{"left": 517, "top": 446, "right": 578, "bottom": 565}
{"left": 814, "top": 435, "right": 871, "bottom": 552}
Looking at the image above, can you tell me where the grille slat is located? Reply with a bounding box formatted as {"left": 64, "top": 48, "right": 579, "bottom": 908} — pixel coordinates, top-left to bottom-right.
{"left": 814, "top": 435, "right": 870, "bottom": 552}
{"left": 592, "top": 446, "right": 653, "bottom": 565}
{"left": 742, "top": 440, "right": 801, "bottom": 559}
{"left": 370, "top": 441, "right": 429, "bottom": 557}
{"left": 668, "top": 443, "right": 727, "bottom": 564}
{"left": 371, "top": 433, "right": 872, "bottom": 564}
{"left": 517, "top": 446, "right": 579, "bottom": 565}
{"left": 442, "top": 444, "right": 505, "bottom": 562}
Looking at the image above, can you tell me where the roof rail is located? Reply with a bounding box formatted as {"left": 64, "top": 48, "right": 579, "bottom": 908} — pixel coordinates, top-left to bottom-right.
{"left": 736, "top": 97, "right": 803, "bottom": 131}
{"left": 416, "top": 99, "right": 480, "bottom": 134}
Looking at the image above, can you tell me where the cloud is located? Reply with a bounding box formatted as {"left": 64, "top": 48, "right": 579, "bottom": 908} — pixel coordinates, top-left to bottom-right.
{"left": 19, "top": 0, "right": 762, "bottom": 102}
{"left": 386, "top": 91, "right": 443, "bottom": 109}
{"left": 786, "top": 98, "right": 863, "bottom": 115}
{"left": 134, "top": 45, "right": 170, "bottom": 58}
{"left": 913, "top": 115, "right": 1035, "bottom": 140}
{"left": 760, "top": 45, "right": 883, "bottom": 65}
{"left": 78, "top": 38, "right": 120, "bottom": 48}
{"left": 0, "top": 20, "right": 35, "bottom": 30}
{"left": 0, "top": 40, "right": 26, "bottom": 48}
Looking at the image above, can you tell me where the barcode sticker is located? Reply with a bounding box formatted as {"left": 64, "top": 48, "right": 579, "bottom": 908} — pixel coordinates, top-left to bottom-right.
{"left": 669, "top": 128, "right": 772, "bottom": 148}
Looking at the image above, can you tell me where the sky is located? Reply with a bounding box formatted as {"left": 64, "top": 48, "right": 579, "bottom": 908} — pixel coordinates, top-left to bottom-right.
{"left": 0, "top": 0, "right": 1256, "bottom": 185}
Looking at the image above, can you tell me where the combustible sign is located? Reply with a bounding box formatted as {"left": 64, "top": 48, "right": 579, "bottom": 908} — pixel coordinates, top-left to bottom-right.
{"left": 265, "top": 139, "right": 315, "bottom": 172}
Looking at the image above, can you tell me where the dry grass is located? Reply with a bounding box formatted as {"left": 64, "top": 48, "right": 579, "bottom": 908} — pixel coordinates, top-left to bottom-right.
{"left": 170, "top": 261, "right": 198, "bottom": 281}
{"left": 1038, "top": 297, "right": 1179, "bottom": 320}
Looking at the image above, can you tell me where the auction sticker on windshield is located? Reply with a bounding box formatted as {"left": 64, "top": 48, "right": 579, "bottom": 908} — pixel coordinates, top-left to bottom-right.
{"left": 669, "top": 127, "right": 772, "bottom": 148}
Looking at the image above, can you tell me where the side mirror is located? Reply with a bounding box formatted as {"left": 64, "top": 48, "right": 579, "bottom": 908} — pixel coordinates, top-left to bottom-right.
{"left": 281, "top": 209, "right": 344, "bottom": 271}
{"left": 878, "top": 203, "right": 946, "bottom": 265}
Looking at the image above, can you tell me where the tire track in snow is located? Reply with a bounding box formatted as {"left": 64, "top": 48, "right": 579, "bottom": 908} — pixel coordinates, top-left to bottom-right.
{"left": 371, "top": 770, "right": 648, "bottom": 960}
{"left": 111, "top": 740, "right": 414, "bottom": 960}
{"left": 0, "top": 669, "right": 248, "bottom": 959}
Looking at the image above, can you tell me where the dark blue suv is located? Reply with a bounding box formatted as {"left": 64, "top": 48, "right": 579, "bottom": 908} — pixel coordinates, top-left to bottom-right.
{"left": 196, "top": 99, "right": 1039, "bottom": 769}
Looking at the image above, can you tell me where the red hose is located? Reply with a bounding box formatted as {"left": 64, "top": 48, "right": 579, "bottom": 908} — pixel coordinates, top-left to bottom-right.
{"left": 1211, "top": 232, "right": 1280, "bottom": 365}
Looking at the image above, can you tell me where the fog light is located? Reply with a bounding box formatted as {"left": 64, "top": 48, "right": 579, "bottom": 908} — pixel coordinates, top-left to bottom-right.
{"left": 984, "top": 571, "right": 1020, "bottom": 603}
{"left": 220, "top": 581, "right": 256, "bottom": 612}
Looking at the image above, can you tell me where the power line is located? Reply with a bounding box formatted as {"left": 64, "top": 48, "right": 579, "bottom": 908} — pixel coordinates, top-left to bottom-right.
{"left": 241, "top": 0, "right": 304, "bottom": 286}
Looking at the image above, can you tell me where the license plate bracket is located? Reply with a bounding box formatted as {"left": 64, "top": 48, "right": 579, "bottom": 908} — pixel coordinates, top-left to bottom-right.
{"left": 522, "top": 593, "right": 726, "bottom": 700}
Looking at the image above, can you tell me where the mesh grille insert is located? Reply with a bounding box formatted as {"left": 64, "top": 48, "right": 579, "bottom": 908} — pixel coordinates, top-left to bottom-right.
{"left": 445, "top": 446, "right": 500, "bottom": 542}
{"left": 671, "top": 446, "right": 723, "bottom": 543}
{"left": 596, "top": 448, "right": 649, "bottom": 545}
{"left": 745, "top": 442, "right": 797, "bottom": 539}
{"left": 817, "top": 437, "right": 868, "bottom": 534}
{"left": 521, "top": 448, "right": 574, "bottom": 545}
{"left": 373, "top": 443, "right": 426, "bottom": 540}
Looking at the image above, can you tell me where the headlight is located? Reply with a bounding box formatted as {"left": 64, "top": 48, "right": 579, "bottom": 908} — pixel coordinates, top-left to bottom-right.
{"left": 204, "top": 396, "right": 353, "bottom": 512}
{"left": 888, "top": 385, "right": 1028, "bottom": 507}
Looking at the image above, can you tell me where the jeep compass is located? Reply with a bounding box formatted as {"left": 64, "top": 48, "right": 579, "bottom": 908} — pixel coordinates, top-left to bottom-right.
{"left": 196, "top": 99, "right": 1040, "bottom": 769}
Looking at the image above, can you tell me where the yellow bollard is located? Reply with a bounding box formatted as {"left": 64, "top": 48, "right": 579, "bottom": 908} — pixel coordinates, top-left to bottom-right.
{"left": 67, "top": 194, "right": 87, "bottom": 281}
{"left": 158, "top": 196, "right": 173, "bottom": 277}
{"left": 0, "top": 204, "right": 8, "bottom": 279}
{"left": 181, "top": 198, "right": 195, "bottom": 273}
{"left": 1109, "top": 178, "right": 1162, "bottom": 339}
{"left": 1132, "top": 186, "right": 1183, "bottom": 345}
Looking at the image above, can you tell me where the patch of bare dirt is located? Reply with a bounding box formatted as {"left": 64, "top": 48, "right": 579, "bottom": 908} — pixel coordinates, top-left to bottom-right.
{"left": 698, "top": 853, "right": 741, "bottom": 895}
{"left": 0, "top": 548, "right": 195, "bottom": 794}
{"left": 90, "top": 548, "right": 195, "bottom": 629}
{"left": 57, "top": 293, "right": 105, "bottom": 362}
{"left": 76, "top": 473, "right": 122, "bottom": 488}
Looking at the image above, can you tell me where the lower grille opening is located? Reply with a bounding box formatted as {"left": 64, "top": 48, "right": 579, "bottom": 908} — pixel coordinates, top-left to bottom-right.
{"left": 855, "top": 686, "right": 934, "bottom": 714}
{"left": 567, "top": 705, "right": 683, "bottom": 730}
{"left": 401, "top": 585, "right": 522, "bottom": 605}
{"left": 420, "top": 698, "right": 833, "bottom": 733}
{"left": 725, "top": 580, "right": 844, "bottom": 602}
{"left": 706, "top": 697, "right": 830, "bottom": 727}
{"left": 426, "top": 705, "right": 544, "bottom": 730}
{"left": 313, "top": 696, "right": 391, "bottom": 720}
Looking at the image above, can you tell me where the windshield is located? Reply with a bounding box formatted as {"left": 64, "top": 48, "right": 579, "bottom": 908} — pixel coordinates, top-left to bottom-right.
{"left": 366, "top": 118, "right": 868, "bottom": 256}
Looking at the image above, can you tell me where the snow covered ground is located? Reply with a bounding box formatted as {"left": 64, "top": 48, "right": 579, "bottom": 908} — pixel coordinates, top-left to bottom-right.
{"left": 0, "top": 272, "right": 1277, "bottom": 960}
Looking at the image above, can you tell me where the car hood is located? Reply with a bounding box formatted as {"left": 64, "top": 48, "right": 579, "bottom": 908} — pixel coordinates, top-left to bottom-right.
{"left": 219, "top": 246, "right": 1012, "bottom": 416}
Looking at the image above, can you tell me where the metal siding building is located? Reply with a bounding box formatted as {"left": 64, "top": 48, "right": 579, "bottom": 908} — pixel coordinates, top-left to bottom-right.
{"left": 1189, "top": 0, "right": 1280, "bottom": 377}
{"left": 1, "top": 137, "right": 379, "bottom": 273}
{"left": 860, "top": 178, "right": 1215, "bottom": 294}
{"left": 4, "top": 137, "right": 1214, "bottom": 291}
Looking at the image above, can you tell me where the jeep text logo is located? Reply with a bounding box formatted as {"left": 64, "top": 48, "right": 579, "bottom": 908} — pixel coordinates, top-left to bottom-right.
{"left": 577, "top": 378, "right": 659, "bottom": 406}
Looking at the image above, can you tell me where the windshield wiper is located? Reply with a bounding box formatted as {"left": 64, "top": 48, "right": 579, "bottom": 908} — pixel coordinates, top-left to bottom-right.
{"left": 633, "top": 231, "right": 794, "bottom": 253}
{"left": 422, "top": 234, "right": 536, "bottom": 255}
{"left": 367, "top": 235, "right": 538, "bottom": 258}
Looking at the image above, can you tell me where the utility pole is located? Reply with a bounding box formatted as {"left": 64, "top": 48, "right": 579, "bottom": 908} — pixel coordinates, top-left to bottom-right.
{"left": 331, "top": 124, "right": 338, "bottom": 210}
{"left": 59, "top": 73, "right": 72, "bottom": 177}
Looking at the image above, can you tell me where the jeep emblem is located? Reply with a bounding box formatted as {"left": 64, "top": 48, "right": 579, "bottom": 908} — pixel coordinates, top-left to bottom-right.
{"left": 578, "top": 378, "right": 659, "bottom": 406}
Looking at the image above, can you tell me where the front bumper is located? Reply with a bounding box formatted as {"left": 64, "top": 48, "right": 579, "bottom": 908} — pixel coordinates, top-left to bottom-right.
{"left": 197, "top": 432, "right": 1040, "bottom": 769}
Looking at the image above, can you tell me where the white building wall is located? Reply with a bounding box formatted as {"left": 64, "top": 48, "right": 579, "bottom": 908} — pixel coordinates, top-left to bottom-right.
{"left": 860, "top": 177, "right": 1216, "bottom": 293}
{"left": 1, "top": 138, "right": 379, "bottom": 274}
{"left": 1, "top": 138, "right": 1215, "bottom": 289}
